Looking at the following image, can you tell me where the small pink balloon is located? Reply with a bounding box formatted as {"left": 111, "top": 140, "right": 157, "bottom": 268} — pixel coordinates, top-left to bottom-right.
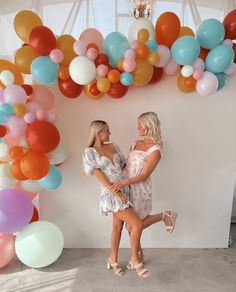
{"left": 29, "top": 85, "right": 55, "bottom": 111}
{"left": 196, "top": 71, "right": 218, "bottom": 96}
{"left": 124, "top": 48, "right": 136, "bottom": 59}
{"left": 36, "top": 109, "right": 46, "bottom": 120}
{"left": 86, "top": 48, "right": 98, "bottom": 61}
{"left": 50, "top": 49, "right": 64, "bottom": 64}
{"left": 222, "top": 39, "right": 233, "bottom": 47}
{"left": 193, "top": 68, "right": 204, "bottom": 80}
{"left": 96, "top": 64, "right": 108, "bottom": 77}
{"left": 123, "top": 58, "right": 136, "bottom": 72}
{"left": 163, "top": 59, "right": 180, "bottom": 75}
{"left": 192, "top": 58, "right": 205, "bottom": 70}
{"left": 24, "top": 112, "right": 36, "bottom": 124}
{"left": 73, "top": 40, "right": 87, "bottom": 56}
{"left": 6, "top": 116, "right": 27, "bottom": 137}
{"left": 156, "top": 45, "right": 170, "bottom": 68}
{"left": 46, "top": 112, "right": 57, "bottom": 124}
{"left": 26, "top": 101, "right": 43, "bottom": 113}
{"left": 0, "top": 233, "right": 15, "bottom": 268}
{"left": 224, "top": 62, "right": 236, "bottom": 76}
{"left": 79, "top": 28, "right": 104, "bottom": 52}
{"left": 3, "top": 84, "right": 27, "bottom": 105}
{"left": 131, "top": 40, "right": 139, "bottom": 49}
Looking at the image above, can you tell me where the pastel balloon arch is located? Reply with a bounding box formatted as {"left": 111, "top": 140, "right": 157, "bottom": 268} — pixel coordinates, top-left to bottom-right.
{"left": 0, "top": 9, "right": 236, "bottom": 269}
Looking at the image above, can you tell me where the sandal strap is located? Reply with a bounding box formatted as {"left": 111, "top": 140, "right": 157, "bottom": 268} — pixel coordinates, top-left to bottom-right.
{"left": 110, "top": 262, "right": 118, "bottom": 268}
{"left": 138, "top": 268, "right": 148, "bottom": 276}
{"left": 114, "top": 267, "right": 123, "bottom": 275}
{"left": 133, "top": 262, "right": 143, "bottom": 269}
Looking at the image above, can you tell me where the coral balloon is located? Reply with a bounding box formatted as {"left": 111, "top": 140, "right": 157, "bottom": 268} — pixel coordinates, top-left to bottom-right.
{"left": 56, "top": 35, "right": 77, "bottom": 66}
{"left": 0, "top": 59, "right": 23, "bottom": 89}
{"left": 29, "top": 85, "right": 55, "bottom": 111}
{"left": 10, "top": 159, "right": 28, "bottom": 180}
{"left": 149, "top": 67, "right": 163, "bottom": 84}
{"left": 14, "top": 10, "right": 43, "bottom": 43}
{"left": 223, "top": 9, "right": 236, "bottom": 40}
{"left": 132, "top": 58, "right": 154, "bottom": 86}
{"left": 136, "top": 42, "right": 149, "bottom": 59}
{"left": 0, "top": 234, "right": 15, "bottom": 268}
{"left": 107, "top": 69, "right": 120, "bottom": 83}
{"left": 20, "top": 150, "right": 50, "bottom": 179}
{"left": 9, "top": 146, "right": 24, "bottom": 160}
{"left": 58, "top": 77, "right": 83, "bottom": 99}
{"left": 107, "top": 82, "right": 129, "bottom": 98}
{"left": 14, "top": 46, "right": 38, "bottom": 74}
{"left": 79, "top": 28, "right": 104, "bottom": 52}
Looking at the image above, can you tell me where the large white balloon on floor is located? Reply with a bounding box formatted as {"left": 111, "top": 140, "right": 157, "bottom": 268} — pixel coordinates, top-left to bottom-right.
{"left": 15, "top": 221, "right": 64, "bottom": 268}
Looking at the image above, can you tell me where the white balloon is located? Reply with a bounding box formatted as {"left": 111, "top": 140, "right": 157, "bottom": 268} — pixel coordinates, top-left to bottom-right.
{"left": 20, "top": 137, "right": 30, "bottom": 149}
{"left": 156, "top": 45, "right": 170, "bottom": 68}
{"left": 181, "top": 65, "right": 194, "bottom": 77}
{"left": 0, "top": 143, "right": 8, "bottom": 158}
{"left": 21, "top": 180, "right": 43, "bottom": 193}
{"left": 0, "top": 70, "right": 15, "bottom": 87}
{"left": 128, "top": 19, "right": 155, "bottom": 42}
{"left": 69, "top": 56, "right": 96, "bottom": 85}
{"left": 0, "top": 164, "right": 17, "bottom": 189}
{"left": 47, "top": 143, "right": 68, "bottom": 165}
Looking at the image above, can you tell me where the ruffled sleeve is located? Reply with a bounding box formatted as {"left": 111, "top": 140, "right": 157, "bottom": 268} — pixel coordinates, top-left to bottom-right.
{"left": 83, "top": 148, "right": 100, "bottom": 176}
{"left": 114, "top": 143, "right": 126, "bottom": 168}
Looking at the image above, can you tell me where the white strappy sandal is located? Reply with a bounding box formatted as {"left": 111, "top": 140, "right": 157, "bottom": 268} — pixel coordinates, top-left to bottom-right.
{"left": 127, "top": 249, "right": 144, "bottom": 269}
{"left": 163, "top": 210, "right": 178, "bottom": 233}
{"left": 107, "top": 261, "right": 125, "bottom": 276}
{"left": 127, "top": 261, "right": 150, "bottom": 278}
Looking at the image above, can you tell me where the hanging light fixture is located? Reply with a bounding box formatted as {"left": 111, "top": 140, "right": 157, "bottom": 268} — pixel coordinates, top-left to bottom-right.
{"left": 132, "top": 0, "right": 152, "bottom": 19}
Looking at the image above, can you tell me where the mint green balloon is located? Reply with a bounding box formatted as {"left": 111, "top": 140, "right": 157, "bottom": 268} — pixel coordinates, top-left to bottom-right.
{"left": 15, "top": 221, "right": 64, "bottom": 268}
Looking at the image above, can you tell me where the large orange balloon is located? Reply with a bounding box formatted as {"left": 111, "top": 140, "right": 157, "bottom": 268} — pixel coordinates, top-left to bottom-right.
{"left": 177, "top": 74, "right": 196, "bottom": 93}
{"left": 20, "top": 150, "right": 50, "bottom": 179}
{"left": 14, "top": 10, "right": 43, "bottom": 43}
{"left": 0, "top": 59, "right": 23, "bottom": 88}
{"left": 56, "top": 35, "right": 77, "bottom": 66}
{"left": 132, "top": 58, "right": 153, "bottom": 86}
{"left": 136, "top": 42, "right": 149, "bottom": 59}
{"left": 14, "top": 46, "right": 39, "bottom": 74}
{"left": 155, "top": 12, "right": 181, "bottom": 48}
{"left": 10, "top": 159, "right": 28, "bottom": 181}
{"left": 9, "top": 146, "right": 24, "bottom": 160}
{"left": 83, "top": 80, "right": 103, "bottom": 100}
{"left": 25, "top": 121, "right": 60, "bottom": 153}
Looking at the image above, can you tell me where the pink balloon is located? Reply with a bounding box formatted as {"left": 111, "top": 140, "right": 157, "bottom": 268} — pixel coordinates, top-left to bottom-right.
{"left": 24, "top": 112, "right": 36, "bottom": 124}
{"left": 163, "top": 59, "right": 180, "bottom": 75}
{"left": 26, "top": 101, "right": 43, "bottom": 113}
{"left": 96, "top": 64, "right": 108, "bottom": 77}
{"left": 156, "top": 45, "right": 170, "bottom": 67}
{"left": 193, "top": 68, "right": 204, "bottom": 80}
{"left": 131, "top": 40, "right": 139, "bottom": 50}
{"left": 29, "top": 85, "right": 55, "bottom": 111}
{"left": 223, "top": 39, "right": 233, "bottom": 47}
{"left": 36, "top": 109, "right": 46, "bottom": 120}
{"left": 124, "top": 48, "right": 136, "bottom": 59}
{"left": 50, "top": 49, "right": 64, "bottom": 64}
{"left": 0, "top": 234, "right": 15, "bottom": 268}
{"left": 224, "top": 62, "right": 236, "bottom": 76}
{"left": 86, "top": 48, "right": 98, "bottom": 61}
{"left": 192, "top": 58, "right": 205, "bottom": 70}
{"left": 6, "top": 116, "right": 27, "bottom": 138}
{"left": 46, "top": 112, "right": 57, "bottom": 124}
{"left": 3, "top": 136, "right": 20, "bottom": 148}
{"left": 123, "top": 58, "right": 136, "bottom": 72}
{"left": 196, "top": 71, "right": 218, "bottom": 96}
{"left": 3, "top": 84, "right": 27, "bottom": 104}
{"left": 79, "top": 28, "right": 104, "bottom": 52}
{"left": 73, "top": 40, "right": 87, "bottom": 56}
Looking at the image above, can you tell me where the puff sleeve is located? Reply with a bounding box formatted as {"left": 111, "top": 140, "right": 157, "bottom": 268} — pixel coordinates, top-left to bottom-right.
{"left": 82, "top": 148, "right": 100, "bottom": 176}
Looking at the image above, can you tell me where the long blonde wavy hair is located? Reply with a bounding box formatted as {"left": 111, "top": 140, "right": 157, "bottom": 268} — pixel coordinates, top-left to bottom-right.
{"left": 138, "top": 112, "right": 163, "bottom": 148}
{"left": 87, "top": 120, "right": 107, "bottom": 147}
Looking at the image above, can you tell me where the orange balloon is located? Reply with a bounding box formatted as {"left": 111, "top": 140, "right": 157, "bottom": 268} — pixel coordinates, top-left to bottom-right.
{"left": 136, "top": 42, "right": 149, "bottom": 59}
{"left": 20, "top": 150, "right": 50, "bottom": 179}
{"left": 30, "top": 206, "right": 39, "bottom": 223}
{"left": 14, "top": 10, "right": 43, "bottom": 43}
{"left": 58, "top": 66, "right": 70, "bottom": 80}
{"left": 83, "top": 80, "right": 103, "bottom": 100}
{"left": 199, "top": 47, "right": 209, "bottom": 61}
{"left": 87, "top": 43, "right": 99, "bottom": 52}
{"left": 147, "top": 52, "right": 160, "bottom": 65}
{"left": 56, "top": 35, "right": 77, "bottom": 66}
{"left": 132, "top": 58, "right": 153, "bottom": 86}
{"left": 177, "top": 74, "right": 196, "bottom": 93}
{"left": 0, "top": 59, "right": 23, "bottom": 89}
{"left": 107, "top": 69, "right": 120, "bottom": 84}
{"left": 138, "top": 29, "right": 149, "bottom": 43}
{"left": 155, "top": 12, "right": 181, "bottom": 48}
{"left": 13, "top": 104, "right": 27, "bottom": 117}
{"left": 10, "top": 159, "right": 28, "bottom": 180}
{"left": 9, "top": 146, "right": 24, "bottom": 160}
{"left": 97, "top": 77, "right": 111, "bottom": 93}
{"left": 14, "top": 46, "right": 39, "bottom": 74}
{"left": 116, "top": 59, "right": 124, "bottom": 71}
{"left": 179, "top": 26, "right": 195, "bottom": 38}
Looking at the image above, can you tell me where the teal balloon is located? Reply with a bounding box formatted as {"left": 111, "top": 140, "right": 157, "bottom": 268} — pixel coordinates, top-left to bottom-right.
{"left": 103, "top": 32, "right": 129, "bottom": 67}
{"left": 146, "top": 39, "right": 158, "bottom": 52}
{"left": 31, "top": 56, "right": 59, "bottom": 84}
{"left": 0, "top": 103, "right": 13, "bottom": 116}
{"left": 0, "top": 114, "right": 5, "bottom": 123}
{"left": 120, "top": 72, "right": 133, "bottom": 86}
{"left": 206, "top": 45, "right": 234, "bottom": 73}
{"left": 38, "top": 165, "right": 63, "bottom": 190}
{"left": 171, "top": 36, "right": 200, "bottom": 65}
{"left": 215, "top": 73, "right": 227, "bottom": 91}
{"left": 197, "top": 19, "right": 225, "bottom": 49}
{"left": 0, "top": 138, "right": 3, "bottom": 143}
{"left": 15, "top": 221, "right": 64, "bottom": 268}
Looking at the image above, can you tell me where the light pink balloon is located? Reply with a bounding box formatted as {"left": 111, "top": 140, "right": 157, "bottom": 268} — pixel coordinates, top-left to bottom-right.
{"left": 192, "top": 58, "right": 205, "bottom": 70}
{"left": 86, "top": 48, "right": 98, "bottom": 61}
{"left": 124, "top": 48, "right": 136, "bottom": 59}
{"left": 36, "top": 109, "right": 46, "bottom": 120}
{"left": 79, "top": 28, "right": 104, "bottom": 52}
{"left": 196, "top": 71, "right": 218, "bottom": 96}
{"left": 0, "top": 233, "right": 15, "bottom": 268}
{"left": 156, "top": 45, "right": 170, "bottom": 68}
{"left": 163, "top": 59, "right": 180, "bottom": 75}
{"left": 29, "top": 85, "right": 55, "bottom": 111}
{"left": 131, "top": 40, "right": 139, "bottom": 49}
{"left": 73, "top": 40, "right": 87, "bottom": 56}
{"left": 193, "top": 68, "right": 204, "bottom": 80}
{"left": 224, "top": 63, "right": 236, "bottom": 76}
{"left": 6, "top": 116, "right": 27, "bottom": 137}
{"left": 24, "top": 112, "right": 36, "bottom": 124}
{"left": 26, "top": 101, "right": 43, "bottom": 113}
{"left": 50, "top": 49, "right": 64, "bottom": 64}
{"left": 96, "top": 64, "right": 108, "bottom": 77}
{"left": 3, "top": 136, "right": 20, "bottom": 148}
{"left": 46, "top": 112, "right": 57, "bottom": 124}
{"left": 123, "top": 58, "right": 136, "bottom": 72}
{"left": 223, "top": 39, "right": 233, "bottom": 47}
{"left": 3, "top": 84, "right": 27, "bottom": 104}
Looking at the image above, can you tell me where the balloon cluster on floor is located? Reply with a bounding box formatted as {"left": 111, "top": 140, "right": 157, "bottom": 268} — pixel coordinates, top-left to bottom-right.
{"left": 2, "top": 9, "right": 234, "bottom": 100}
{"left": 0, "top": 82, "right": 67, "bottom": 268}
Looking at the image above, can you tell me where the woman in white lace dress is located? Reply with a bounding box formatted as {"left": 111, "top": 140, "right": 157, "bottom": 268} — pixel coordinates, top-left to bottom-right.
{"left": 83, "top": 120, "right": 150, "bottom": 278}
{"left": 110, "top": 112, "right": 177, "bottom": 262}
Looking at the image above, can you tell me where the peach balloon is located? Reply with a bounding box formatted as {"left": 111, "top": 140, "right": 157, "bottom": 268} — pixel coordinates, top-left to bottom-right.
{"left": 0, "top": 233, "right": 15, "bottom": 268}
{"left": 79, "top": 28, "right": 104, "bottom": 52}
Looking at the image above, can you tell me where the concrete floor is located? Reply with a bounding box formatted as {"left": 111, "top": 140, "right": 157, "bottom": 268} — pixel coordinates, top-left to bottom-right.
{"left": 1, "top": 225, "right": 236, "bottom": 292}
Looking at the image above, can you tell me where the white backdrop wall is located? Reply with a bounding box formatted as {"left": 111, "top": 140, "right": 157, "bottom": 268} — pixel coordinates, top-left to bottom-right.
{"left": 39, "top": 74, "right": 236, "bottom": 248}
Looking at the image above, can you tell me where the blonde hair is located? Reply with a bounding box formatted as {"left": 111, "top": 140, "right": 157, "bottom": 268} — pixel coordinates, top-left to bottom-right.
{"left": 138, "top": 112, "right": 163, "bottom": 148}
{"left": 87, "top": 120, "right": 107, "bottom": 147}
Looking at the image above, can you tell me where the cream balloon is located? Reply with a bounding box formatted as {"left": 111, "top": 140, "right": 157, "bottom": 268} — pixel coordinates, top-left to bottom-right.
{"left": 0, "top": 164, "right": 17, "bottom": 189}
{"left": 21, "top": 180, "right": 43, "bottom": 193}
{"left": 181, "top": 65, "right": 194, "bottom": 77}
{"left": 0, "top": 143, "right": 8, "bottom": 158}
{"left": 69, "top": 56, "right": 96, "bottom": 85}
{"left": 0, "top": 70, "right": 15, "bottom": 86}
{"left": 128, "top": 19, "right": 155, "bottom": 42}
{"left": 47, "top": 143, "right": 68, "bottom": 165}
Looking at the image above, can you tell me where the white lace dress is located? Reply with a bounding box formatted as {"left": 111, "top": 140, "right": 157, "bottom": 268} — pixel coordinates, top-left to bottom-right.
{"left": 83, "top": 143, "right": 132, "bottom": 215}
{"left": 124, "top": 141, "right": 161, "bottom": 220}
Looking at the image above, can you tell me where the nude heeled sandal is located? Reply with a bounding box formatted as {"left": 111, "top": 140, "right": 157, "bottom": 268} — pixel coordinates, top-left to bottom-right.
{"left": 127, "top": 261, "right": 150, "bottom": 278}
{"left": 163, "top": 210, "right": 178, "bottom": 233}
{"left": 127, "top": 249, "right": 144, "bottom": 269}
{"left": 107, "top": 261, "right": 125, "bottom": 276}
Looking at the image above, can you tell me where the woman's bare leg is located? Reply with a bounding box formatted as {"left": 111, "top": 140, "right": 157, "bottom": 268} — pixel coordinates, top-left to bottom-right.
{"left": 126, "top": 223, "right": 142, "bottom": 257}
{"left": 142, "top": 213, "right": 163, "bottom": 229}
{"left": 109, "top": 214, "right": 124, "bottom": 262}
